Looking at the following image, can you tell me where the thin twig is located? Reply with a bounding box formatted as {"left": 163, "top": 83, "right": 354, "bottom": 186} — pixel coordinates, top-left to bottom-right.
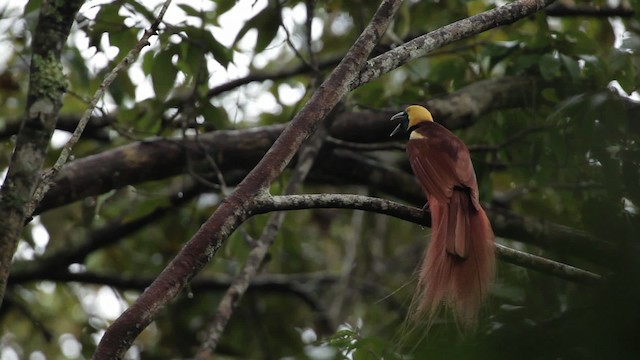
{"left": 28, "top": 0, "right": 174, "bottom": 216}
{"left": 276, "top": 0, "right": 318, "bottom": 72}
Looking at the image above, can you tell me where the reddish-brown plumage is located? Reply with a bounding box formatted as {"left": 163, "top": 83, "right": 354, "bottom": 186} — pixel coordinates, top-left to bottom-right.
{"left": 401, "top": 112, "right": 495, "bottom": 328}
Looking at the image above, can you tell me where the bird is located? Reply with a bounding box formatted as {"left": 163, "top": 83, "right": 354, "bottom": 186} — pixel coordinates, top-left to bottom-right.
{"left": 390, "top": 104, "right": 495, "bottom": 328}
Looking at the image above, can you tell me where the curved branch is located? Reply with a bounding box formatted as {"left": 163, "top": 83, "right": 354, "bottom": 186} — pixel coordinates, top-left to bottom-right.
{"left": 32, "top": 127, "right": 613, "bottom": 267}
{"left": 252, "top": 194, "right": 602, "bottom": 284}
{"left": 206, "top": 56, "right": 341, "bottom": 99}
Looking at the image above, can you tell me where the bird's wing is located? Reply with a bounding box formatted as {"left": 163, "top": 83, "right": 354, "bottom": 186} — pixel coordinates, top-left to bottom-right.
{"left": 406, "top": 122, "right": 481, "bottom": 210}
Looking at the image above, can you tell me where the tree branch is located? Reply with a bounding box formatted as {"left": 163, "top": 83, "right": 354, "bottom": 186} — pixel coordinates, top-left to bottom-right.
{"left": 94, "top": 1, "right": 403, "bottom": 358}
{"left": 352, "top": 0, "right": 556, "bottom": 89}
{"left": 494, "top": 243, "right": 601, "bottom": 285}
{"left": 10, "top": 182, "right": 202, "bottom": 282}
{"left": 0, "top": 0, "right": 84, "bottom": 308}
{"left": 37, "top": 76, "right": 535, "bottom": 214}
{"left": 0, "top": 114, "right": 115, "bottom": 141}
{"left": 205, "top": 56, "right": 341, "bottom": 100}
{"left": 28, "top": 0, "right": 174, "bottom": 217}
{"left": 196, "top": 108, "right": 336, "bottom": 357}
{"left": 251, "top": 193, "right": 602, "bottom": 284}
{"left": 7, "top": 270, "right": 336, "bottom": 323}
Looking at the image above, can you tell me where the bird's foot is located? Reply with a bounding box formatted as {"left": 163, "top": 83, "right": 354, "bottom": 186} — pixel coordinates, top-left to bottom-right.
{"left": 421, "top": 202, "right": 430, "bottom": 213}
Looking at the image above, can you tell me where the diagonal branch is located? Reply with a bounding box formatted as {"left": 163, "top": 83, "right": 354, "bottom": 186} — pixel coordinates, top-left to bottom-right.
{"left": 196, "top": 109, "right": 336, "bottom": 358}
{"left": 94, "top": 1, "right": 403, "bottom": 358}
{"left": 352, "top": 0, "right": 556, "bottom": 89}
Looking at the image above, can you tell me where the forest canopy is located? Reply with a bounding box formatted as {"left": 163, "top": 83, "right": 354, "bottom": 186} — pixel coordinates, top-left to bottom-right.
{"left": 0, "top": 0, "right": 639, "bottom": 359}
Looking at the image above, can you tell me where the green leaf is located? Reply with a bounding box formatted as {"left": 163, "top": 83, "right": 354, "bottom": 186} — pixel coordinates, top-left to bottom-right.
{"left": 182, "top": 26, "right": 232, "bottom": 68}
{"left": 204, "top": 32, "right": 232, "bottom": 67}
{"left": 177, "top": 41, "right": 204, "bottom": 77}
{"left": 151, "top": 49, "right": 177, "bottom": 100}
{"left": 541, "top": 87, "right": 558, "bottom": 102}
{"left": 510, "top": 54, "right": 540, "bottom": 75}
{"left": 24, "top": 0, "right": 42, "bottom": 14}
{"left": 141, "top": 50, "right": 155, "bottom": 75}
{"left": 178, "top": 3, "right": 202, "bottom": 18}
{"left": 539, "top": 53, "right": 561, "bottom": 80}
{"left": 201, "top": 102, "right": 228, "bottom": 129}
{"left": 215, "top": 0, "right": 236, "bottom": 16}
{"left": 123, "top": 0, "right": 156, "bottom": 23}
{"left": 109, "top": 28, "right": 137, "bottom": 58}
{"left": 90, "top": 3, "right": 126, "bottom": 50}
{"left": 109, "top": 71, "right": 135, "bottom": 104}
{"left": 233, "top": 5, "right": 282, "bottom": 53}
{"left": 560, "top": 54, "right": 580, "bottom": 80}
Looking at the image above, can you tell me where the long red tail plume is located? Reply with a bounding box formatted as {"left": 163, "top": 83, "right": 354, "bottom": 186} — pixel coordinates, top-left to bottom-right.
{"left": 415, "top": 191, "right": 495, "bottom": 328}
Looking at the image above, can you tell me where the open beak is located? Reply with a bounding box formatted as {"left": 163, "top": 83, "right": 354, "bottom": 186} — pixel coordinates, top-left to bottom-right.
{"left": 390, "top": 111, "right": 407, "bottom": 137}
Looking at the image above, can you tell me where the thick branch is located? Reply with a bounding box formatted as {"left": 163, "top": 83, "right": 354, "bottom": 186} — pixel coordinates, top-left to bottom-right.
{"left": 32, "top": 127, "right": 613, "bottom": 267}
{"left": 0, "top": 0, "right": 84, "bottom": 307}
{"left": 37, "top": 76, "right": 534, "bottom": 214}
{"left": 94, "top": 1, "right": 402, "bottom": 358}
{"left": 494, "top": 244, "right": 601, "bottom": 285}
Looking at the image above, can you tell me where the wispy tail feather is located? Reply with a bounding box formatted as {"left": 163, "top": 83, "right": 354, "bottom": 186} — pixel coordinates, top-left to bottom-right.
{"left": 415, "top": 192, "right": 495, "bottom": 328}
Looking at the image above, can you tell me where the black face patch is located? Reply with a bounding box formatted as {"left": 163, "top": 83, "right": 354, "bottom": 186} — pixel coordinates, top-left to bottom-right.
{"left": 390, "top": 112, "right": 409, "bottom": 137}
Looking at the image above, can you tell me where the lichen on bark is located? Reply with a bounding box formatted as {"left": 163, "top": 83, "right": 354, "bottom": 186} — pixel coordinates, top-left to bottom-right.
{"left": 30, "top": 53, "right": 68, "bottom": 101}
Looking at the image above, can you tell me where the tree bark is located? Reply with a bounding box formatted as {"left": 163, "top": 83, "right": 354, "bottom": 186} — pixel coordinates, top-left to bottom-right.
{"left": 0, "top": 0, "right": 84, "bottom": 307}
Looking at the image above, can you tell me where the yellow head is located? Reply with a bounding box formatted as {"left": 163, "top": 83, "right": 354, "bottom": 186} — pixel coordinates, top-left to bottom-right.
{"left": 390, "top": 105, "right": 433, "bottom": 136}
